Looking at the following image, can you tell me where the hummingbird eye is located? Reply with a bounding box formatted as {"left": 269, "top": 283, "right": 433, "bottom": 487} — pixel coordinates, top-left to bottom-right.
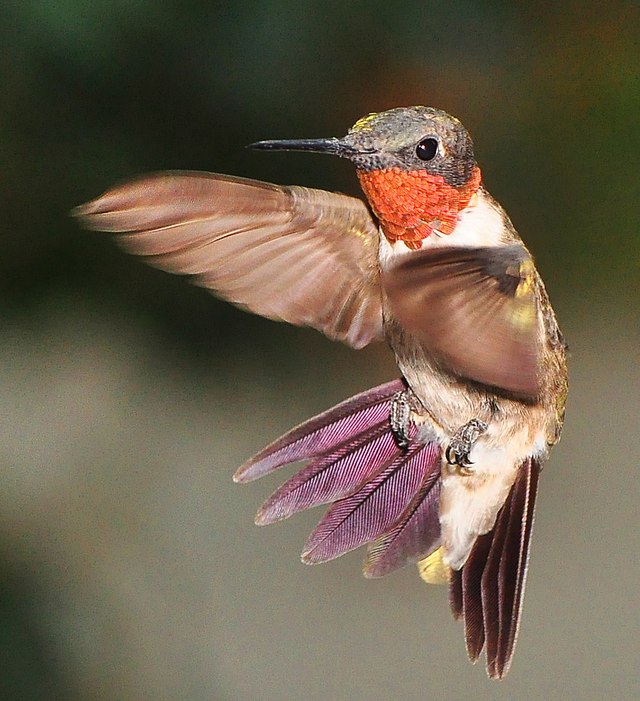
{"left": 416, "top": 137, "right": 438, "bottom": 161}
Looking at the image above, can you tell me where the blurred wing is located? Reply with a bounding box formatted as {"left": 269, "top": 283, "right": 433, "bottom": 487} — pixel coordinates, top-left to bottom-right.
{"left": 382, "top": 245, "right": 542, "bottom": 397}
{"left": 73, "top": 171, "right": 383, "bottom": 349}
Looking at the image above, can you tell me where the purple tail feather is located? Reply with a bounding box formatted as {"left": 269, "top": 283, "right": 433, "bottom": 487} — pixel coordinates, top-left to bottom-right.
{"left": 234, "top": 379, "right": 404, "bottom": 483}
{"left": 235, "top": 379, "right": 442, "bottom": 575}
{"left": 364, "top": 442, "right": 441, "bottom": 577}
{"left": 301, "top": 441, "right": 436, "bottom": 564}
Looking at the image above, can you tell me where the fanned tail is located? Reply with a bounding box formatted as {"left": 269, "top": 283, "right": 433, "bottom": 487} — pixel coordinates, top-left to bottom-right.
{"left": 235, "top": 379, "right": 442, "bottom": 573}
{"left": 234, "top": 382, "right": 542, "bottom": 679}
{"left": 449, "top": 457, "right": 541, "bottom": 679}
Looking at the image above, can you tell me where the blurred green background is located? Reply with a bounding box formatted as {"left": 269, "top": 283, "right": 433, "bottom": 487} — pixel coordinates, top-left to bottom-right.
{"left": 1, "top": 2, "right": 638, "bottom": 700}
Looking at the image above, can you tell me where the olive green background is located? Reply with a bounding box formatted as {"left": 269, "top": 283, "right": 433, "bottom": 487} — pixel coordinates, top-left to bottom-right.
{"left": 1, "top": 2, "right": 638, "bottom": 699}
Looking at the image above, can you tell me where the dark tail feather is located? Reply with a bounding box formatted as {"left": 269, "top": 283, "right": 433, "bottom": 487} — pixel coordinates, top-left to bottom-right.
{"left": 301, "top": 441, "right": 436, "bottom": 564}
{"left": 461, "top": 534, "right": 493, "bottom": 662}
{"left": 450, "top": 457, "right": 541, "bottom": 679}
{"left": 234, "top": 379, "right": 404, "bottom": 483}
{"left": 450, "top": 568, "right": 463, "bottom": 621}
{"left": 493, "top": 458, "right": 540, "bottom": 677}
{"left": 363, "top": 443, "right": 441, "bottom": 577}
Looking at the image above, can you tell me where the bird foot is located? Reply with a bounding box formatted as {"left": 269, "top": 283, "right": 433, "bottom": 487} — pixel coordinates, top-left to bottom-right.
{"left": 445, "top": 419, "right": 488, "bottom": 473}
{"left": 390, "top": 388, "right": 421, "bottom": 450}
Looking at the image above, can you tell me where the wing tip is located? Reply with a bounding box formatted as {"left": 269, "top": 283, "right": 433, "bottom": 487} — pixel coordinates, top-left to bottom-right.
{"left": 70, "top": 198, "right": 106, "bottom": 227}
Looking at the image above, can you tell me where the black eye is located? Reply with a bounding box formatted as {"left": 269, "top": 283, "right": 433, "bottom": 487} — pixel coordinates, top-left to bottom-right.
{"left": 416, "top": 137, "right": 438, "bottom": 161}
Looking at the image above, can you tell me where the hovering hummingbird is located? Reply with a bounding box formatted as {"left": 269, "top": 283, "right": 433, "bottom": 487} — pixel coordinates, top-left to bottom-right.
{"left": 74, "top": 106, "right": 568, "bottom": 679}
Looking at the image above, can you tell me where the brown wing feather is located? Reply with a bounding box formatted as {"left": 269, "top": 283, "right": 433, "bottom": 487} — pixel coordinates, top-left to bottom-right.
{"left": 73, "top": 171, "right": 383, "bottom": 349}
{"left": 382, "top": 245, "right": 543, "bottom": 398}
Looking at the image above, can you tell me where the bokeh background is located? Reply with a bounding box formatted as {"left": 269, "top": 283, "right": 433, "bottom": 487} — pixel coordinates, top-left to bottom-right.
{"left": 2, "top": 2, "right": 639, "bottom": 699}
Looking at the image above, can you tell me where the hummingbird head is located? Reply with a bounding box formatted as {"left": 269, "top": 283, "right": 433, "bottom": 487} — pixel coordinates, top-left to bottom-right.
{"left": 343, "top": 106, "right": 476, "bottom": 186}
{"left": 250, "top": 106, "right": 483, "bottom": 248}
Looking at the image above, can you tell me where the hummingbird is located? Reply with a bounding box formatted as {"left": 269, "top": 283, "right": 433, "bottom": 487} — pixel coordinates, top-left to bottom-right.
{"left": 73, "top": 106, "right": 568, "bottom": 679}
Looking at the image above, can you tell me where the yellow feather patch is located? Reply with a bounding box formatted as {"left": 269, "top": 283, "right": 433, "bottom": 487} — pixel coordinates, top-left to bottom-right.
{"left": 350, "top": 112, "right": 380, "bottom": 132}
{"left": 508, "top": 261, "right": 537, "bottom": 331}
{"left": 515, "top": 259, "right": 535, "bottom": 298}
{"left": 417, "top": 547, "right": 450, "bottom": 585}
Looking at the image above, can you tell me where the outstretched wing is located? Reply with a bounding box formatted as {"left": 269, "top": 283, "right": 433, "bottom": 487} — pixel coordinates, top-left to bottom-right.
{"left": 73, "top": 171, "right": 383, "bottom": 349}
{"left": 449, "top": 457, "right": 540, "bottom": 679}
{"left": 382, "top": 244, "right": 543, "bottom": 398}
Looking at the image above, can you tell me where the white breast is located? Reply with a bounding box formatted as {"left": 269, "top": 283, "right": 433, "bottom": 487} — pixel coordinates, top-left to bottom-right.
{"left": 378, "top": 189, "right": 508, "bottom": 269}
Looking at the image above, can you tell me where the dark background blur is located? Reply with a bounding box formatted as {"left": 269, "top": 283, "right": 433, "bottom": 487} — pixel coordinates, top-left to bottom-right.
{"left": 1, "top": 2, "right": 638, "bottom": 700}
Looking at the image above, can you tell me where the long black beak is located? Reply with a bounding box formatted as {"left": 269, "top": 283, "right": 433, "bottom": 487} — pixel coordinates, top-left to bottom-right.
{"left": 248, "top": 137, "right": 368, "bottom": 158}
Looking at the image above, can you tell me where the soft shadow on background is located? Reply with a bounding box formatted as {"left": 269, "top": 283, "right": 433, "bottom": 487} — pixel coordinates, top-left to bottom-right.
{"left": 1, "top": 2, "right": 638, "bottom": 700}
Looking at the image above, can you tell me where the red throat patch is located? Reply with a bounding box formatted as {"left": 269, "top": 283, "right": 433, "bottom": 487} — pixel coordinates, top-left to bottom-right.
{"left": 357, "top": 166, "right": 482, "bottom": 249}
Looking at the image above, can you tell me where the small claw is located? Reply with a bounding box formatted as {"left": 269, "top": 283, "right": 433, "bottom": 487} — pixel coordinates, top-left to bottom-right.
{"left": 390, "top": 389, "right": 421, "bottom": 451}
{"left": 445, "top": 419, "right": 488, "bottom": 471}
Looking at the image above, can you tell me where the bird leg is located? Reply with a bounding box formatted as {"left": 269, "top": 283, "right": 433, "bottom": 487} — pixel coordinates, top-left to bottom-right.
{"left": 390, "top": 388, "right": 422, "bottom": 450}
{"left": 445, "top": 419, "right": 488, "bottom": 472}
